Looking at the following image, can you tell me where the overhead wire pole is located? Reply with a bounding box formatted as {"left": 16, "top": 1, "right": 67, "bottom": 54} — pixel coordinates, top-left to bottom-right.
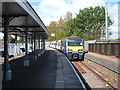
{"left": 105, "top": 1, "right": 108, "bottom": 39}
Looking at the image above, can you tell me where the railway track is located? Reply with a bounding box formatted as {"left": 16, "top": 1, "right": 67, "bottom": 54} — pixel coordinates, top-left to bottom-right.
{"left": 84, "top": 56, "right": 120, "bottom": 75}
{"left": 71, "top": 59, "right": 118, "bottom": 89}
{"left": 71, "top": 61, "right": 91, "bottom": 90}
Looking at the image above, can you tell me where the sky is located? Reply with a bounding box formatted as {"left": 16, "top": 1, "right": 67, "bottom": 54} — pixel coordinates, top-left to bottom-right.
{"left": 27, "top": 0, "right": 119, "bottom": 39}
{"left": 0, "top": 0, "right": 119, "bottom": 39}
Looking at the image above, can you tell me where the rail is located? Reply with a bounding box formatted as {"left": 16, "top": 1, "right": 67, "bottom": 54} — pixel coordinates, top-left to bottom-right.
{"left": 84, "top": 56, "right": 120, "bottom": 75}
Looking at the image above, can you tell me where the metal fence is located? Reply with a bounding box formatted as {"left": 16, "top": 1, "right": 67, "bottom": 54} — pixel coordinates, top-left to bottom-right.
{"left": 89, "top": 42, "right": 120, "bottom": 58}
{"left": 0, "top": 43, "right": 25, "bottom": 56}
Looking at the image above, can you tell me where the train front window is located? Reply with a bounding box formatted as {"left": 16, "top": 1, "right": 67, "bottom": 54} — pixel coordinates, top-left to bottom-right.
{"left": 68, "top": 40, "right": 82, "bottom": 46}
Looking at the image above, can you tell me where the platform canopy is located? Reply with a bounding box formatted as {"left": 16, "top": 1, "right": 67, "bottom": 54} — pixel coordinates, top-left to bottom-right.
{"left": 1, "top": 0, "right": 49, "bottom": 39}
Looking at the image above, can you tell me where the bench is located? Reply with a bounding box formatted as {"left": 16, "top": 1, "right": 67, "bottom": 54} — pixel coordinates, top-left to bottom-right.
{"left": 0, "top": 51, "right": 14, "bottom": 60}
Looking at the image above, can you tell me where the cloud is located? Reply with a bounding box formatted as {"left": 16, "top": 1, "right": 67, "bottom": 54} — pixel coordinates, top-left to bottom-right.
{"left": 29, "top": 0, "right": 119, "bottom": 39}
{"left": 33, "top": 0, "right": 69, "bottom": 18}
{"left": 31, "top": 0, "right": 118, "bottom": 25}
{"left": 109, "top": 25, "right": 118, "bottom": 39}
{"left": 107, "top": 3, "right": 119, "bottom": 39}
{"left": 32, "top": 0, "right": 104, "bottom": 25}
{"left": 108, "top": 3, "right": 118, "bottom": 19}
{"left": 41, "top": 16, "right": 60, "bottom": 26}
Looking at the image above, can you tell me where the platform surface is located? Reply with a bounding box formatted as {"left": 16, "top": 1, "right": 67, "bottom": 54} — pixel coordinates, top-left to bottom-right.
{"left": 2, "top": 48, "right": 84, "bottom": 89}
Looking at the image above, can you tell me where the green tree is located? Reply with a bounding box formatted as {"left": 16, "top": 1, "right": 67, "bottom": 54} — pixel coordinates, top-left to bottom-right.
{"left": 8, "top": 35, "right": 15, "bottom": 43}
{"left": 47, "top": 12, "right": 72, "bottom": 41}
{"left": 17, "top": 37, "right": 25, "bottom": 43}
{"left": 64, "top": 6, "right": 113, "bottom": 40}
{"left": 117, "top": 38, "right": 120, "bottom": 40}
{"left": 56, "top": 17, "right": 66, "bottom": 40}
{"left": 47, "top": 21, "right": 58, "bottom": 41}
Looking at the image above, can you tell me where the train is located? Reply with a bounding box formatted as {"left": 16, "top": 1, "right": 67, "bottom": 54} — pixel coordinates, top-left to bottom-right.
{"left": 47, "top": 36, "right": 87, "bottom": 61}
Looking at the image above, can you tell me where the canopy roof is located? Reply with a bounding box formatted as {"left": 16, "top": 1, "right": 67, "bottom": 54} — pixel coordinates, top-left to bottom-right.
{"left": 1, "top": 0, "right": 49, "bottom": 39}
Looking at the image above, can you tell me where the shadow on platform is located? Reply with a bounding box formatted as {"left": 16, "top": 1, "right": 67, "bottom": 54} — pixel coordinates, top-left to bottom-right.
{"left": 2, "top": 50, "right": 57, "bottom": 88}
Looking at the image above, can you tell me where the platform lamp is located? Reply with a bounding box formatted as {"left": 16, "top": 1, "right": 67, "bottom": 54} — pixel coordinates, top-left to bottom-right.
{"left": 51, "top": 33, "right": 55, "bottom": 37}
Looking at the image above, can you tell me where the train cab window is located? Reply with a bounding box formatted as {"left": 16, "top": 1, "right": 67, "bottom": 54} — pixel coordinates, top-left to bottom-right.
{"left": 68, "top": 40, "right": 83, "bottom": 46}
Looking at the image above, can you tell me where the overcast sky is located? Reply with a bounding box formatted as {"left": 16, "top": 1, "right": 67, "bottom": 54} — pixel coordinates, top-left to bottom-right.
{"left": 0, "top": 0, "right": 119, "bottom": 39}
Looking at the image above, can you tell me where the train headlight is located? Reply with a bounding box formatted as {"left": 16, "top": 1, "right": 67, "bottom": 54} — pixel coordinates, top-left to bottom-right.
{"left": 78, "top": 49, "right": 83, "bottom": 51}
{"left": 68, "top": 49, "right": 73, "bottom": 51}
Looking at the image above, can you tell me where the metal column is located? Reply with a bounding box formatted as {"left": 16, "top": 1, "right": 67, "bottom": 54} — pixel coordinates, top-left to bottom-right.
{"left": 22, "top": 36, "right": 24, "bottom": 48}
{"left": 21, "top": 36, "right": 24, "bottom": 55}
{"left": 40, "top": 38, "right": 41, "bottom": 49}
{"left": 30, "top": 36, "right": 32, "bottom": 53}
{"left": 38, "top": 35, "right": 41, "bottom": 56}
{"left": 43, "top": 39, "right": 45, "bottom": 54}
{"left": 31, "top": 36, "right": 33, "bottom": 53}
{"left": 24, "top": 27, "right": 29, "bottom": 66}
{"left": 31, "top": 36, "right": 34, "bottom": 60}
{"left": 41, "top": 39, "right": 45, "bottom": 54}
{"left": 3, "top": 16, "right": 11, "bottom": 81}
{"left": 34, "top": 32, "right": 37, "bottom": 60}
{"left": 15, "top": 34, "right": 17, "bottom": 55}
{"left": 41, "top": 39, "right": 43, "bottom": 54}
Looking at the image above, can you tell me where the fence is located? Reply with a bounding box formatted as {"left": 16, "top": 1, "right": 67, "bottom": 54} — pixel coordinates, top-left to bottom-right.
{"left": 0, "top": 42, "right": 43, "bottom": 58}
{"left": 0, "top": 43, "right": 26, "bottom": 56}
{"left": 88, "top": 41, "right": 120, "bottom": 58}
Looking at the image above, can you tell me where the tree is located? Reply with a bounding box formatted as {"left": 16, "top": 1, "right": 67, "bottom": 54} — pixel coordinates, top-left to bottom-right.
{"left": 0, "top": 38, "right": 2, "bottom": 41}
{"left": 64, "top": 11, "right": 72, "bottom": 21}
{"left": 47, "top": 12, "right": 73, "bottom": 41}
{"left": 17, "top": 37, "right": 25, "bottom": 43}
{"left": 64, "top": 6, "right": 113, "bottom": 40}
{"left": 117, "top": 38, "right": 120, "bottom": 40}
{"left": 47, "top": 21, "right": 58, "bottom": 41}
{"left": 2, "top": 35, "right": 15, "bottom": 43}
{"left": 47, "top": 19, "right": 66, "bottom": 41}
{"left": 56, "top": 17, "right": 66, "bottom": 40}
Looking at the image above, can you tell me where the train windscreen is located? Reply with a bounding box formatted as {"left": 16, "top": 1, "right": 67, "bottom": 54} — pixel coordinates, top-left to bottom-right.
{"left": 68, "top": 40, "right": 83, "bottom": 46}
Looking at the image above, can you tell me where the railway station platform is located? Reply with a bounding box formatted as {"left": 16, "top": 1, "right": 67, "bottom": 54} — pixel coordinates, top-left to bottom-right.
{"left": 2, "top": 48, "right": 86, "bottom": 89}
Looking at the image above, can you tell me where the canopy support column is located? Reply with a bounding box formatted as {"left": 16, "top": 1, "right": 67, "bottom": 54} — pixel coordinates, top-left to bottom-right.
{"left": 22, "top": 36, "right": 25, "bottom": 54}
{"left": 43, "top": 39, "right": 45, "bottom": 54}
{"left": 3, "top": 16, "right": 11, "bottom": 81}
{"left": 41, "top": 39, "right": 43, "bottom": 54}
{"left": 15, "top": 34, "right": 18, "bottom": 55}
{"left": 41, "top": 39, "right": 45, "bottom": 54}
{"left": 34, "top": 32, "right": 37, "bottom": 60}
{"left": 31, "top": 36, "right": 33, "bottom": 53}
{"left": 29, "top": 36, "right": 32, "bottom": 53}
{"left": 38, "top": 35, "right": 41, "bottom": 56}
{"left": 24, "top": 27, "right": 29, "bottom": 66}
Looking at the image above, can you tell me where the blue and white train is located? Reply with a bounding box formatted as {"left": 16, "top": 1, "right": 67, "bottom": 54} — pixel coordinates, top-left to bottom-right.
{"left": 46, "top": 36, "right": 88, "bottom": 61}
